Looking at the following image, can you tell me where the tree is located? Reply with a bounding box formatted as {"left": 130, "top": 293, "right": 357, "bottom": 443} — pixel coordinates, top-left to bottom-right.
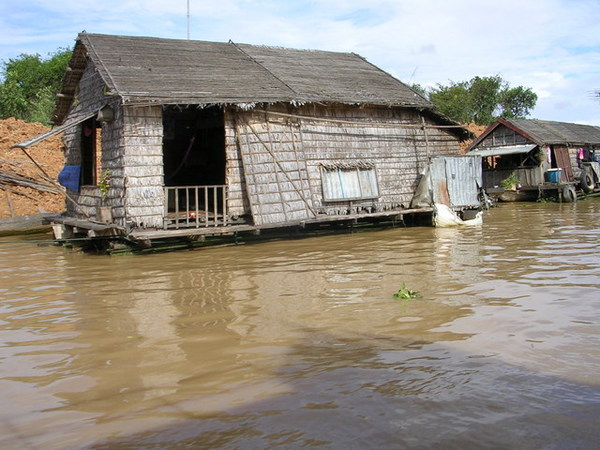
{"left": 499, "top": 86, "right": 538, "bottom": 119}
{"left": 467, "top": 76, "right": 503, "bottom": 125}
{"left": 428, "top": 81, "right": 472, "bottom": 124}
{"left": 409, "top": 83, "right": 428, "bottom": 99}
{"left": 427, "top": 75, "right": 537, "bottom": 125}
{"left": 0, "top": 48, "right": 71, "bottom": 124}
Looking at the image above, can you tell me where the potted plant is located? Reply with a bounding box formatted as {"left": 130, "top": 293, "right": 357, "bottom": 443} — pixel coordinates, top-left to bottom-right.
{"left": 97, "top": 169, "right": 112, "bottom": 222}
{"left": 500, "top": 172, "right": 520, "bottom": 191}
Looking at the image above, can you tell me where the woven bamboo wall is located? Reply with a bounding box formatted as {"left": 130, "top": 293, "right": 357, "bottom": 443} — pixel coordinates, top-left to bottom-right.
{"left": 121, "top": 105, "right": 165, "bottom": 228}
{"left": 224, "top": 111, "right": 249, "bottom": 218}
{"left": 63, "top": 62, "right": 124, "bottom": 221}
{"left": 226, "top": 109, "right": 312, "bottom": 225}
{"left": 226, "top": 104, "right": 461, "bottom": 225}
{"left": 63, "top": 92, "right": 461, "bottom": 229}
{"left": 62, "top": 63, "right": 165, "bottom": 228}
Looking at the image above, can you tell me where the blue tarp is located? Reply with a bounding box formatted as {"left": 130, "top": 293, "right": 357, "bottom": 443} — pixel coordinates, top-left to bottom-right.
{"left": 58, "top": 165, "right": 80, "bottom": 192}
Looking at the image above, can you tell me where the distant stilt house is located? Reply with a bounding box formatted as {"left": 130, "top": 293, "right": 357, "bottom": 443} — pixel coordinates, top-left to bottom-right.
{"left": 14, "top": 33, "right": 478, "bottom": 248}
{"left": 468, "top": 118, "right": 600, "bottom": 202}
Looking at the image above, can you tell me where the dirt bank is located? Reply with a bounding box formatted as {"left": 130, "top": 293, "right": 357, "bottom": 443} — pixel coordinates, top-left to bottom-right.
{"left": 460, "top": 123, "right": 487, "bottom": 153}
{"left": 0, "top": 118, "right": 65, "bottom": 218}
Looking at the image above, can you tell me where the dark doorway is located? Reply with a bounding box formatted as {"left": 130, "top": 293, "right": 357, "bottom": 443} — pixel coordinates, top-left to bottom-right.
{"left": 80, "top": 118, "right": 97, "bottom": 186}
{"left": 162, "top": 106, "right": 225, "bottom": 186}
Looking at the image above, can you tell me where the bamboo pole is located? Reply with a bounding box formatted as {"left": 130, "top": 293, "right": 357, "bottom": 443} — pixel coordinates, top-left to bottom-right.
{"left": 233, "top": 114, "right": 263, "bottom": 224}
{"left": 257, "top": 109, "right": 466, "bottom": 129}
{"left": 421, "top": 115, "right": 431, "bottom": 160}
{"left": 265, "top": 116, "right": 289, "bottom": 222}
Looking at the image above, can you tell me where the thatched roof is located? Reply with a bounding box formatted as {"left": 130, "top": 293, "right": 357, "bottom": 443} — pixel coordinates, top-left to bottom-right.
{"left": 53, "top": 32, "right": 434, "bottom": 124}
{"left": 470, "top": 118, "right": 600, "bottom": 150}
{"left": 504, "top": 118, "right": 600, "bottom": 146}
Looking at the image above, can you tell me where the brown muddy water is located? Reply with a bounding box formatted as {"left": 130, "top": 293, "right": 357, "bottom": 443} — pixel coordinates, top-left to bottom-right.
{"left": 1, "top": 201, "right": 599, "bottom": 449}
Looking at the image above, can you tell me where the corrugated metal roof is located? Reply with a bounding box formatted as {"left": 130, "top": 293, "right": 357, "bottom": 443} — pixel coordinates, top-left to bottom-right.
{"left": 470, "top": 144, "right": 537, "bottom": 157}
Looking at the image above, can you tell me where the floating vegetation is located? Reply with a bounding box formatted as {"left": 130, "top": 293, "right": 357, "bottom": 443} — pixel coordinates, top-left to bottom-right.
{"left": 393, "top": 283, "right": 422, "bottom": 299}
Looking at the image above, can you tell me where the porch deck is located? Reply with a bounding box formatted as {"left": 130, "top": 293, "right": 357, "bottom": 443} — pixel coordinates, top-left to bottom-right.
{"left": 488, "top": 181, "right": 579, "bottom": 203}
{"left": 45, "top": 206, "right": 434, "bottom": 246}
{"left": 129, "top": 207, "right": 434, "bottom": 241}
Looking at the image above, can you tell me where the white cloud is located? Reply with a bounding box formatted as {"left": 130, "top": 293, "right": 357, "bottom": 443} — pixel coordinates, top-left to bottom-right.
{"left": 0, "top": 0, "right": 598, "bottom": 123}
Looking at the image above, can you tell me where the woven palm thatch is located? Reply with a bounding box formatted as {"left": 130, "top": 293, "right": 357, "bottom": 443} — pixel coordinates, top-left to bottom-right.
{"left": 503, "top": 118, "right": 600, "bottom": 146}
{"left": 53, "top": 33, "right": 433, "bottom": 125}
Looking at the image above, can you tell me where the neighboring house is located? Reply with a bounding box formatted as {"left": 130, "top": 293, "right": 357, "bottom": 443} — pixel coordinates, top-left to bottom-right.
{"left": 15, "top": 32, "right": 476, "bottom": 246}
{"left": 468, "top": 118, "right": 600, "bottom": 199}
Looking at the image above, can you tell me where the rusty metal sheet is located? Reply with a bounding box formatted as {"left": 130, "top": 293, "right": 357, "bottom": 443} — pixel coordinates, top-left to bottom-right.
{"left": 430, "top": 156, "right": 482, "bottom": 208}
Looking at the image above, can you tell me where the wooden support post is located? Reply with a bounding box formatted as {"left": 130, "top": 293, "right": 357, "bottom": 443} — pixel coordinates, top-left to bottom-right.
{"left": 421, "top": 115, "right": 431, "bottom": 160}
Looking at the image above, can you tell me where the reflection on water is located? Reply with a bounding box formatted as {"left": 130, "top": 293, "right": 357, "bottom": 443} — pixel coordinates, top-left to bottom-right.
{"left": 1, "top": 201, "right": 599, "bottom": 448}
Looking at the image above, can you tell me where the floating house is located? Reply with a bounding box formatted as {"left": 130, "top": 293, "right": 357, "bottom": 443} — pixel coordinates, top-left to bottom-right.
{"left": 468, "top": 118, "right": 600, "bottom": 201}
{"left": 15, "top": 33, "right": 478, "bottom": 248}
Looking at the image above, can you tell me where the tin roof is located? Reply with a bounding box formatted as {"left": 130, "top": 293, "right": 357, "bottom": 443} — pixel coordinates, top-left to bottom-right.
{"left": 469, "top": 144, "right": 537, "bottom": 157}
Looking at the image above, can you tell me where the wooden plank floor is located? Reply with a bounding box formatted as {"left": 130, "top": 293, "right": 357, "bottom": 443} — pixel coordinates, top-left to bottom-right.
{"left": 130, "top": 207, "right": 433, "bottom": 240}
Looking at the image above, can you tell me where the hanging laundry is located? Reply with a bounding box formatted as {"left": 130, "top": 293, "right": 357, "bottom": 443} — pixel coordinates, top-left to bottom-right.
{"left": 58, "top": 165, "right": 81, "bottom": 192}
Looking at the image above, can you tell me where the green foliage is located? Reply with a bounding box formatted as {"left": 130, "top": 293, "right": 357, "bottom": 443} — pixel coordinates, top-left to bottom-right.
{"left": 468, "top": 76, "right": 503, "bottom": 125}
{"left": 98, "top": 170, "right": 112, "bottom": 199}
{"left": 0, "top": 48, "right": 71, "bottom": 123}
{"left": 409, "top": 83, "right": 429, "bottom": 99}
{"left": 393, "top": 283, "right": 421, "bottom": 299}
{"left": 499, "top": 86, "right": 538, "bottom": 119}
{"left": 427, "top": 75, "right": 537, "bottom": 125}
{"left": 500, "top": 172, "right": 520, "bottom": 190}
{"left": 429, "top": 81, "right": 471, "bottom": 124}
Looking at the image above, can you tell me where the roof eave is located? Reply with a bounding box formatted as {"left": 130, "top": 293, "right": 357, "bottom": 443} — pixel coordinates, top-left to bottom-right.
{"left": 51, "top": 36, "right": 90, "bottom": 125}
{"left": 467, "top": 118, "right": 542, "bottom": 151}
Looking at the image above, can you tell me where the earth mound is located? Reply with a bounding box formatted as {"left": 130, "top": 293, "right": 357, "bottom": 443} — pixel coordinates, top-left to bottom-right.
{"left": 0, "top": 118, "right": 65, "bottom": 218}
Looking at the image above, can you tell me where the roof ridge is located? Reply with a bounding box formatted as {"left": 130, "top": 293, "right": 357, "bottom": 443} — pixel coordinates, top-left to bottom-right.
{"left": 236, "top": 42, "right": 336, "bottom": 54}
{"left": 351, "top": 52, "right": 431, "bottom": 107}
{"left": 229, "top": 41, "right": 298, "bottom": 97}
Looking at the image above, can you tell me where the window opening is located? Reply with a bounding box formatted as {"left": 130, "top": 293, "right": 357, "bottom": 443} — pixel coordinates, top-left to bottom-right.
{"left": 322, "top": 165, "right": 379, "bottom": 201}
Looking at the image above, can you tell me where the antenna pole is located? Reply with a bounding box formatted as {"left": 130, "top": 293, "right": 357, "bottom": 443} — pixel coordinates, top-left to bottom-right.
{"left": 187, "top": 0, "right": 190, "bottom": 40}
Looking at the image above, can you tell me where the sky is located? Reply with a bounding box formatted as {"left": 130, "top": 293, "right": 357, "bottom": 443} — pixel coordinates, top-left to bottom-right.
{"left": 1, "top": 0, "right": 599, "bottom": 125}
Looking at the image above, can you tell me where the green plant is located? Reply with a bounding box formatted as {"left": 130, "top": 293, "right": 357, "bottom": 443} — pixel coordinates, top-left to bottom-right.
{"left": 0, "top": 48, "right": 72, "bottom": 123}
{"left": 98, "top": 169, "right": 111, "bottom": 199}
{"left": 427, "top": 75, "right": 537, "bottom": 125}
{"left": 393, "top": 283, "right": 421, "bottom": 299}
{"left": 500, "top": 172, "right": 520, "bottom": 190}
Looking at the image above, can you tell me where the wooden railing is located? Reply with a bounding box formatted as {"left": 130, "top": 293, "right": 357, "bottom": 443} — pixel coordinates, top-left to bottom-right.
{"left": 163, "top": 185, "right": 227, "bottom": 229}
